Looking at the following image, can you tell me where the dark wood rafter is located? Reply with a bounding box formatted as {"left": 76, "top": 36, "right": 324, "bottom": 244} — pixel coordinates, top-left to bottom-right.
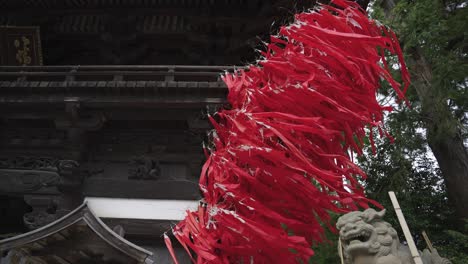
{"left": 0, "top": 65, "right": 231, "bottom": 107}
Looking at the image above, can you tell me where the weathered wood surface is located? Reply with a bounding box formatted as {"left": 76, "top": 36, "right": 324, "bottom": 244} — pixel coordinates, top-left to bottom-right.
{"left": 0, "top": 65, "right": 229, "bottom": 108}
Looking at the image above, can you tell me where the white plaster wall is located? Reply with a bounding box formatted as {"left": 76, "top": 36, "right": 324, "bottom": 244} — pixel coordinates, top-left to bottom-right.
{"left": 85, "top": 197, "right": 199, "bottom": 220}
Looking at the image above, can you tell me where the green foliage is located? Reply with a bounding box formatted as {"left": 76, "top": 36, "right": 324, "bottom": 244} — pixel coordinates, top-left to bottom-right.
{"left": 375, "top": 0, "right": 468, "bottom": 138}
{"left": 358, "top": 107, "right": 454, "bottom": 248}
{"left": 389, "top": 0, "right": 468, "bottom": 83}
{"left": 309, "top": 215, "right": 341, "bottom": 264}
{"left": 360, "top": 1, "right": 468, "bottom": 262}
{"left": 439, "top": 223, "right": 468, "bottom": 264}
{"left": 310, "top": 1, "right": 468, "bottom": 262}
{"left": 354, "top": 104, "right": 468, "bottom": 263}
{"left": 309, "top": 235, "right": 340, "bottom": 263}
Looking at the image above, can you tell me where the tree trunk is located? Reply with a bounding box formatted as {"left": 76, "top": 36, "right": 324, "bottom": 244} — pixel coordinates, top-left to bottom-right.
{"left": 427, "top": 131, "right": 468, "bottom": 220}
{"left": 410, "top": 49, "right": 468, "bottom": 220}
{"left": 379, "top": 0, "right": 468, "bottom": 221}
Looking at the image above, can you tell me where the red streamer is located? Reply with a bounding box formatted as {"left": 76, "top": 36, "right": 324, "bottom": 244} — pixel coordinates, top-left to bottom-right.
{"left": 167, "top": 1, "right": 410, "bottom": 263}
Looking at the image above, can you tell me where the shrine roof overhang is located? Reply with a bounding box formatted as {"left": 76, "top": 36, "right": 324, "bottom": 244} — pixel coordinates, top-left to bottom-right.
{"left": 0, "top": 65, "right": 233, "bottom": 108}
{"left": 0, "top": 1, "right": 317, "bottom": 65}
{"left": 0, "top": 0, "right": 314, "bottom": 26}
{"left": 0, "top": 202, "right": 154, "bottom": 264}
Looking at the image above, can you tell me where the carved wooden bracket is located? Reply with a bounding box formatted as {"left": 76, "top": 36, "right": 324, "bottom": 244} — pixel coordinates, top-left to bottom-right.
{"left": 23, "top": 195, "right": 60, "bottom": 230}
{"left": 128, "top": 156, "right": 161, "bottom": 181}
{"left": 0, "top": 157, "right": 80, "bottom": 194}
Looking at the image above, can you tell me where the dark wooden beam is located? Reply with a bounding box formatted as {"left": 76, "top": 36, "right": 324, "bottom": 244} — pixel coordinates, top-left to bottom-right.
{"left": 83, "top": 179, "right": 200, "bottom": 200}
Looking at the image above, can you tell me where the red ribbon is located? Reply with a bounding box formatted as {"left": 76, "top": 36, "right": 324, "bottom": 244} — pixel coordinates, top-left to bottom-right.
{"left": 167, "top": 1, "right": 409, "bottom": 263}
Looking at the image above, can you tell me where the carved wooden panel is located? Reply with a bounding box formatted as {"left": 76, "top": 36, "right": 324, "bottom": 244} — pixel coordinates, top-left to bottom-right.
{"left": 0, "top": 157, "right": 80, "bottom": 195}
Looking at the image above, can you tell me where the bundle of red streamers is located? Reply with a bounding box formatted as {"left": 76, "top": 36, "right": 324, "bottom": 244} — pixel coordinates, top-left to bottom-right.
{"left": 165, "top": 1, "right": 410, "bottom": 263}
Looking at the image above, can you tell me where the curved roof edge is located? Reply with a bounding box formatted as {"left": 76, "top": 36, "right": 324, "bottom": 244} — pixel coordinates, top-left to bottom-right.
{"left": 0, "top": 201, "right": 153, "bottom": 264}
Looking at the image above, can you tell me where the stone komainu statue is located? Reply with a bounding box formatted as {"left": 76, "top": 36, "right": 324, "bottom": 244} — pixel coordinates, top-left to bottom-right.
{"left": 336, "top": 209, "right": 451, "bottom": 264}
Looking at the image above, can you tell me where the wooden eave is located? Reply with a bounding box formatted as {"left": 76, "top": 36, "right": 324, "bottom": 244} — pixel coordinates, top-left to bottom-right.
{"left": 0, "top": 65, "right": 232, "bottom": 108}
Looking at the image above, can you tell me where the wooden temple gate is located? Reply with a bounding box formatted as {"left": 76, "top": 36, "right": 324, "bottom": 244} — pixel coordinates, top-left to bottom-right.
{"left": 0, "top": 0, "right": 315, "bottom": 263}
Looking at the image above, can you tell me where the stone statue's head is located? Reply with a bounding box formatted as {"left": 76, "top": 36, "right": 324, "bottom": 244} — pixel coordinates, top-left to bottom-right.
{"left": 337, "top": 209, "right": 399, "bottom": 263}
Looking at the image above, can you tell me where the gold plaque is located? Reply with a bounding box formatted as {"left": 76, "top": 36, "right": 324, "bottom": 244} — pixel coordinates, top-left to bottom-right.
{"left": 0, "top": 26, "right": 43, "bottom": 66}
